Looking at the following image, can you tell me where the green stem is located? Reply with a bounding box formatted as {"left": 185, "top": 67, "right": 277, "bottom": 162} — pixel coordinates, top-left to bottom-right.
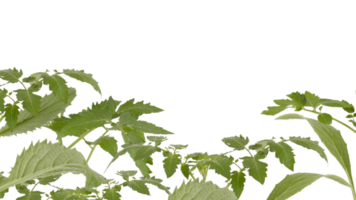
{"left": 87, "top": 129, "right": 110, "bottom": 163}
{"left": 190, "top": 172, "right": 196, "bottom": 181}
{"left": 18, "top": 80, "right": 28, "bottom": 91}
{"left": 67, "top": 128, "right": 96, "bottom": 149}
{"left": 0, "top": 114, "right": 4, "bottom": 123}
{"left": 221, "top": 149, "right": 237, "bottom": 156}
{"left": 6, "top": 95, "right": 16, "bottom": 103}
{"left": 245, "top": 147, "right": 254, "bottom": 158}
{"left": 30, "top": 182, "right": 39, "bottom": 193}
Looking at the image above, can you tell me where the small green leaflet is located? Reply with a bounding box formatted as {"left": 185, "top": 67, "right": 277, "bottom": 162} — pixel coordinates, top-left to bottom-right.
{"left": 319, "top": 99, "right": 351, "bottom": 107}
{"left": 241, "top": 157, "right": 267, "bottom": 184}
{"left": 135, "top": 159, "right": 152, "bottom": 178}
{"left": 268, "top": 141, "right": 295, "bottom": 171}
{"left": 304, "top": 91, "right": 320, "bottom": 110}
{"left": 116, "top": 170, "right": 137, "bottom": 181}
{"left": 289, "top": 136, "right": 327, "bottom": 162}
{"left": 4, "top": 103, "right": 19, "bottom": 132}
{"left": 45, "top": 117, "right": 70, "bottom": 133}
{"left": 38, "top": 174, "right": 62, "bottom": 185}
{"left": 116, "top": 99, "right": 163, "bottom": 116}
{"left": 231, "top": 170, "right": 246, "bottom": 199}
{"left": 147, "top": 136, "right": 167, "bottom": 146}
{"left": 42, "top": 73, "right": 69, "bottom": 103}
{"left": 123, "top": 180, "right": 150, "bottom": 195}
{"left": 0, "top": 89, "right": 7, "bottom": 112}
{"left": 170, "top": 144, "right": 188, "bottom": 150}
{"left": 86, "top": 136, "right": 118, "bottom": 157}
{"left": 15, "top": 89, "right": 42, "bottom": 116}
{"left": 163, "top": 152, "right": 181, "bottom": 178}
{"left": 139, "top": 176, "right": 171, "bottom": 195}
{"left": 261, "top": 106, "right": 287, "bottom": 116}
{"left": 317, "top": 113, "right": 332, "bottom": 124}
{"left": 181, "top": 164, "right": 190, "bottom": 179}
{"left": 0, "top": 68, "right": 23, "bottom": 83}
{"left": 125, "top": 120, "right": 173, "bottom": 134}
{"left": 168, "top": 179, "right": 238, "bottom": 200}
{"left": 222, "top": 135, "right": 249, "bottom": 150}
{"left": 273, "top": 99, "right": 293, "bottom": 107}
{"left": 16, "top": 191, "right": 43, "bottom": 200}
{"left": 267, "top": 173, "right": 350, "bottom": 200}
{"left": 50, "top": 188, "right": 90, "bottom": 200}
{"left": 63, "top": 69, "right": 101, "bottom": 95}
{"left": 343, "top": 104, "right": 355, "bottom": 113}
{"left": 204, "top": 156, "right": 232, "bottom": 179}
{"left": 103, "top": 185, "right": 121, "bottom": 200}
{"left": 286, "top": 92, "right": 306, "bottom": 111}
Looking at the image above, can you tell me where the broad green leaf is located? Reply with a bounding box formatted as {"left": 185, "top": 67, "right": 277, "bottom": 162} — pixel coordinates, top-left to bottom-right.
{"left": 317, "top": 113, "right": 332, "bottom": 124}
{"left": 135, "top": 159, "right": 152, "bottom": 177}
{"left": 38, "top": 174, "right": 61, "bottom": 185}
{"left": 50, "top": 189, "right": 89, "bottom": 200}
{"left": 63, "top": 69, "right": 101, "bottom": 94}
{"left": 119, "top": 112, "right": 139, "bottom": 125}
{"left": 261, "top": 106, "right": 287, "bottom": 115}
{"left": 168, "top": 179, "right": 238, "bottom": 200}
{"left": 0, "top": 140, "right": 107, "bottom": 193}
{"left": 289, "top": 136, "right": 327, "bottom": 162}
{"left": 163, "top": 153, "right": 181, "bottom": 178}
{"left": 4, "top": 103, "right": 19, "bottom": 132}
{"left": 28, "top": 81, "right": 42, "bottom": 93}
{"left": 139, "top": 176, "right": 170, "bottom": 195}
{"left": 275, "top": 113, "right": 305, "bottom": 120}
{"left": 42, "top": 74, "right": 69, "bottom": 103}
{"left": 231, "top": 170, "right": 246, "bottom": 199}
{"left": 307, "top": 118, "right": 353, "bottom": 184}
{"left": 181, "top": 164, "right": 190, "bottom": 179}
{"left": 249, "top": 144, "right": 262, "bottom": 150}
{"left": 241, "top": 157, "right": 267, "bottom": 184}
{"left": 16, "top": 90, "right": 41, "bottom": 116}
{"left": 0, "top": 68, "right": 23, "bottom": 83}
{"left": 86, "top": 136, "right": 118, "bottom": 157}
{"left": 287, "top": 92, "right": 306, "bottom": 111}
{"left": 103, "top": 185, "right": 121, "bottom": 200}
{"left": 222, "top": 135, "right": 249, "bottom": 150}
{"left": 15, "top": 190, "right": 46, "bottom": 200}
{"left": 304, "top": 91, "right": 320, "bottom": 110}
{"left": 147, "top": 136, "right": 167, "bottom": 146}
{"left": 255, "top": 148, "right": 269, "bottom": 159}
{"left": 205, "top": 157, "right": 232, "bottom": 179}
{"left": 122, "top": 144, "right": 160, "bottom": 160}
{"left": 269, "top": 141, "right": 295, "bottom": 171}
{"left": 123, "top": 180, "right": 150, "bottom": 195}
{"left": 116, "top": 170, "right": 137, "bottom": 181}
{"left": 274, "top": 99, "right": 293, "bottom": 107}
{"left": 319, "top": 99, "right": 351, "bottom": 107}
{"left": 266, "top": 172, "right": 325, "bottom": 200}
{"left": 125, "top": 120, "right": 173, "bottom": 134}
{"left": 126, "top": 131, "right": 145, "bottom": 144}
{"left": 343, "top": 104, "right": 355, "bottom": 113}
{"left": 45, "top": 117, "right": 70, "bottom": 133}
{"left": 170, "top": 144, "right": 188, "bottom": 150}
{"left": 0, "top": 88, "right": 76, "bottom": 137}
{"left": 0, "top": 89, "right": 7, "bottom": 112}
{"left": 116, "top": 99, "right": 163, "bottom": 116}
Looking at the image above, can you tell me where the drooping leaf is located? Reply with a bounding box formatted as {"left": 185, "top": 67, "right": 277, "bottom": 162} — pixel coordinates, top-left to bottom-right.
{"left": 139, "top": 176, "right": 170, "bottom": 195}
{"left": 4, "top": 103, "right": 20, "bottom": 132}
{"left": 116, "top": 170, "right": 137, "bottom": 181}
{"left": 86, "top": 136, "right": 118, "bottom": 157}
{"left": 103, "top": 185, "right": 121, "bottom": 200}
{"left": 231, "top": 170, "right": 246, "bottom": 199}
{"left": 241, "top": 157, "right": 267, "bottom": 184}
{"left": 304, "top": 91, "right": 320, "bottom": 110}
{"left": 343, "top": 105, "right": 355, "bottom": 113}
{"left": 269, "top": 141, "right": 295, "bottom": 171}
{"left": 15, "top": 90, "right": 41, "bottom": 116}
{"left": 0, "top": 89, "right": 7, "bottom": 112}
{"left": 116, "top": 99, "right": 163, "bottom": 116}
{"left": 205, "top": 156, "right": 232, "bottom": 179}
{"left": 42, "top": 73, "right": 69, "bottom": 103}
{"left": 267, "top": 173, "right": 350, "bottom": 200}
{"left": 0, "top": 68, "right": 23, "bottom": 83}
{"left": 261, "top": 106, "right": 287, "bottom": 116}
{"left": 0, "top": 88, "right": 76, "bottom": 137}
{"left": 180, "top": 164, "right": 190, "bottom": 179}
{"left": 123, "top": 180, "right": 150, "bottom": 195}
{"left": 38, "top": 174, "right": 62, "bottom": 185}
{"left": 319, "top": 99, "right": 351, "bottom": 108}
{"left": 273, "top": 99, "right": 293, "bottom": 107}
{"left": 0, "top": 140, "right": 107, "bottom": 193}
{"left": 168, "top": 179, "right": 238, "bottom": 200}
{"left": 222, "top": 135, "right": 249, "bottom": 150}
{"left": 135, "top": 159, "right": 152, "bottom": 178}
{"left": 289, "top": 136, "right": 327, "bottom": 162}
{"left": 163, "top": 153, "right": 181, "bottom": 178}
{"left": 287, "top": 92, "right": 306, "bottom": 111}
{"left": 125, "top": 120, "right": 173, "bottom": 135}
{"left": 317, "top": 113, "right": 332, "bottom": 124}
{"left": 307, "top": 118, "right": 353, "bottom": 184}
{"left": 16, "top": 191, "right": 43, "bottom": 200}
{"left": 63, "top": 69, "right": 101, "bottom": 94}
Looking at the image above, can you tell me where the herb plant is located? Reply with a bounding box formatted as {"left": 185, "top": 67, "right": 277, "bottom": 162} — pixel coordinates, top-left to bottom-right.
{"left": 0, "top": 68, "right": 353, "bottom": 199}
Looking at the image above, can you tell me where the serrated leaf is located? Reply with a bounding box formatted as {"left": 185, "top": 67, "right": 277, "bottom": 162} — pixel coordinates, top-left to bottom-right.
{"left": 241, "top": 157, "right": 267, "bottom": 184}
{"left": 0, "top": 140, "right": 107, "bottom": 193}
{"left": 45, "top": 117, "right": 70, "bottom": 133}
{"left": 135, "top": 160, "right": 152, "bottom": 178}
{"left": 0, "top": 68, "right": 23, "bottom": 83}
{"left": 267, "top": 173, "right": 350, "bottom": 200}
{"left": 307, "top": 118, "right": 353, "bottom": 185}
{"left": 42, "top": 74, "right": 69, "bottom": 103}
{"left": 116, "top": 99, "right": 163, "bottom": 116}
{"left": 140, "top": 176, "right": 170, "bottom": 195}
{"left": 0, "top": 89, "right": 7, "bottom": 112}
{"left": 168, "top": 179, "right": 238, "bottom": 200}
{"left": 4, "top": 103, "right": 20, "bottom": 131}
{"left": 16, "top": 191, "right": 43, "bottom": 200}
{"left": 170, "top": 144, "right": 188, "bottom": 150}
{"left": 116, "top": 171, "right": 137, "bottom": 181}
{"left": 205, "top": 157, "right": 232, "bottom": 179}
{"left": 50, "top": 189, "right": 89, "bottom": 200}
{"left": 62, "top": 69, "right": 101, "bottom": 94}
{"left": 125, "top": 120, "right": 173, "bottom": 134}
{"left": 289, "top": 136, "right": 327, "bottom": 162}
{"left": 87, "top": 136, "right": 118, "bottom": 157}
{"left": 287, "top": 92, "right": 306, "bottom": 111}
{"left": 222, "top": 135, "right": 249, "bottom": 150}
{"left": 0, "top": 88, "right": 76, "bottom": 137}
{"left": 16, "top": 90, "right": 41, "bottom": 116}
{"left": 119, "top": 112, "right": 139, "bottom": 125}
{"left": 163, "top": 153, "right": 181, "bottom": 178}
{"left": 274, "top": 99, "right": 293, "bottom": 107}
{"left": 231, "top": 170, "right": 246, "bottom": 199}
{"left": 103, "top": 185, "right": 121, "bottom": 200}
{"left": 304, "top": 91, "right": 320, "bottom": 110}
{"left": 181, "top": 164, "right": 190, "bottom": 179}
{"left": 123, "top": 180, "right": 150, "bottom": 195}
{"left": 147, "top": 136, "right": 167, "bottom": 146}
{"left": 261, "top": 106, "right": 287, "bottom": 115}
{"left": 269, "top": 141, "right": 295, "bottom": 171}
{"left": 317, "top": 113, "right": 332, "bottom": 124}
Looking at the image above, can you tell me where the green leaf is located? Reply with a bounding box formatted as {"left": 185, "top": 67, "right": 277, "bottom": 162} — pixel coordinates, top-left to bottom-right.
{"left": 139, "top": 176, "right": 170, "bottom": 195}
{"left": 267, "top": 173, "right": 350, "bottom": 200}
{"left": 287, "top": 92, "right": 306, "bottom": 111}
{"left": 163, "top": 153, "right": 181, "bottom": 178}
{"left": 269, "top": 141, "right": 295, "bottom": 171}
{"left": 50, "top": 188, "right": 90, "bottom": 200}
{"left": 86, "top": 136, "right": 118, "bottom": 157}
{"left": 123, "top": 180, "right": 150, "bottom": 195}
{"left": 42, "top": 74, "right": 69, "bottom": 103}
{"left": 241, "top": 157, "right": 267, "bottom": 184}
{"left": 116, "top": 99, "right": 163, "bottom": 116}
{"left": 4, "top": 103, "right": 20, "bottom": 132}
{"left": 16, "top": 90, "right": 42, "bottom": 116}
{"left": 135, "top": 159, "right": 152, "bottom": 178}
{"left": 231, "top": 170, "right": 246, "bottom": 199}
{"left": 261, "top": 106, "right": 287, "bottom": 116}
{"left": 116, "top": 170, "right": 137, "bottom": 181}
{"left": 147, "top": 136, "right": 167, "bottom": 146}
{"left": 62, "top": 69, "right": 101, "bottom": 95}
{"left": 103, "top": 185, "right": 121, "bottom": 200}
{"left": 0, "top": 89, "right": 7, "bottom": 112}
{"left": 275, "top": 113, "right": 305, "bottom": 120}
{"left": 170, "top": 144, "right": 188, "bottom": 150}
{"left": 28, "top": 82, "right": 42, "bottom": 93}
{"left": 307, "top": 118, "right": 353, "bottom": 184}
{"left": 125, "top": 120, "right": 173, "bottom": 134}
{"left": 222, "top": 135, "right": 249, "bottom": 150}
{"left": 0, "top": 140, "right": 107, "bottom": 193}
{"left": 0, "top": 88, "right": 76, "bottom": 137}
{"left": 319, "top": 99, "right": 351, "bottom": 107}
{"left": 16, "top": 191, "right": 43, "bottom": 200}
{"left": 119, "top": 112, "right": 139, "bottom": 125}
{"left": 255, "top": 148, "right": 269, "bottom": 159}
{"left": 317, "top": 113, "right": 332, "bottom": 124}
{"left": 0, "top": 68, "right": 23, "bottom": 83}
{"left": 289, "top": 136, "right": 327, "bottom": 162}
{"left": 0, "top": 173, "right": 8, "bottom": 199}
{"left": 304, "top": 91, "right": 320, "bottom": 110}
{"left": 180, "top": 164, "right": 190, "bottom": 179}
{"left": 205, "top": 157, "right": 232, "bottom": 179}
{"left": 45, "top": 117, "right": 70, "bottom": 133}
{"left": 38, "top": 174, "right": 62, "bottom": 185}
{"left": 168, "top": 179, "right": 238, "bottom": 200}
{"left": 274, "top": 99, "right": 293, "bottom": 107}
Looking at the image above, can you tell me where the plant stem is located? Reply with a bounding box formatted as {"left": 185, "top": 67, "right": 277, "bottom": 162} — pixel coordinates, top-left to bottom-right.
{"left": 67, "top": 128, "right": 96, "bottom": 149}
{"left": 30, "top": 182, "right": 39, "bottom": 193}
{"left": 245, "top": 147, "right": 254, "bottom": 158}
{"left": 190, "top": 172, "right": 196, "bottom": 181}
{"left": 6, "top": 95, "right": 16, "bottom": 103}
{"left": 18, "top": 80, "right": 28, "bottom": 91}
{"left": 0, "top": 114, "right": 4, "bottom": 123}
{"left": 221, "top": 149, "right": 237, "bottom": 155}
{"left": 87, "top": 129, "right": 110, "bottom": 163}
